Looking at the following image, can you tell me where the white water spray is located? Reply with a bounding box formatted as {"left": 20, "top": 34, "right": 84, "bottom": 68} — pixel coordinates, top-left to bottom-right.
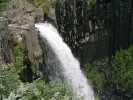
{"left": 35, "top": 23, "right": 94, "bottom": 100}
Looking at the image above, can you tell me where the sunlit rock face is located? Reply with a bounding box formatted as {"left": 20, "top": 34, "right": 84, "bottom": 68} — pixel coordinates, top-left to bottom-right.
{"left": 0, "top": 0, "right": 44, "bottom": 23}
{"left": 55, "top": 0, "right": 133, "bottom": 65}
{"left": 9, "top": 16, "right": 43, "bottom": 81}
{"left": 0, "top": 0, "right": 47, "bottom": 82}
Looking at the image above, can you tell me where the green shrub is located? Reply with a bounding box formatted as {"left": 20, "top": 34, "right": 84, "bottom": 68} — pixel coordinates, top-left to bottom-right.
{"left": 111, "top": 46, "right": 133, "bottom": 92}
{"left": 84, "top": 46, "right": 133, "bottom": 99}
{"left": 84, "top": 59, "right": 108, "bottom": 91}
{"left": 13, "top": 41, "right": 24, "bottom": 72}
{"left": 0, "top": 0, "right": 11, "bottom": 11}
{"left": 0, "top": 63, "right": 72, "bottom": 100}
{"left": 32, "top": 0, "right": 49, "bottom": 13}
{"left": 4, "top": 79, "right": 72, "bottom": 100}
{"left": 0, "top": 63, "right": 20, "bottom": 99}
{"left": 31, "top": 0, "right": 58, "bottom": 13}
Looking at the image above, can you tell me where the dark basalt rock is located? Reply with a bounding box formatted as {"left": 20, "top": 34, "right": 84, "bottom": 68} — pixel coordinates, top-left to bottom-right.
{"left": 55, "top": 0, "right": 133, "bottom": 65}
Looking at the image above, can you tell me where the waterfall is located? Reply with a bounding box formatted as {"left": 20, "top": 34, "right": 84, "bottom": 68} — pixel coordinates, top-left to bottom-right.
{"left": 35, "top": 23, "right": 94, "bottom": 100}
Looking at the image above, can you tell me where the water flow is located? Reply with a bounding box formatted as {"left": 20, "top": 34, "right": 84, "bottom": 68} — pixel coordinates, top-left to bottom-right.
{"left": 35, "top": 23, "right": 94, "bottom": 100}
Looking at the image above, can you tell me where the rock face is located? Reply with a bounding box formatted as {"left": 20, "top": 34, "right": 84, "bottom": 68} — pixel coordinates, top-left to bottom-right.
{"left": 9, "top": 16, "right": 43, "bottom": 82}
{"left": 0, "top": 0, "right": 58, "bottom": 82}
{"left": 0, "top": 0, "right": 44, "bottom": 23}
{"left": 56, "top": 0, "right": 133, "bottom": 65}
{"left": 55, "top": 0, "right": 133, "bottom": 99}
{"left": 46, "top": 6, "right": 57, "bottom": 27}
{"left": 0, "top": 17, "right": 14, "bottom": 63}
{"left": 0, "top": 0, "right": 46, "bottom": 82}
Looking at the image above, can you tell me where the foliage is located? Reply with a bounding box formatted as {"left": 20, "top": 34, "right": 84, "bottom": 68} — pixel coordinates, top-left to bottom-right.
{"left": 0, "top": 0, "right": 11, "bottom": 11}
{"left": 31, "top": 0, "right": 58, "bottom": 13}
{"left": 84, "top": 46, "right": 133, "bottom": 99}
{"left": 84, "top": 59, "right": 108, "bottom": 91}
{"left": 0, "top": 63, "right": 72, "bottom": 100}
{"left": 85, "top": 0, "right": 97, "bottom": 5}
{"left": 13, "top": 41, "right": 24, "bottom": 72}
{"left": 32, "top": 0, "right": 49, "bottom": 13}
{"left": 5, "top": 80, "right": 72, "bottom": 100}
{"left": 0, "top": 63, "right": 20, "bottom": 99}
{"left": 111, "top": 46, "right": 133, "bottom": 93}
{"left": 49, "top": 0, "right": 58, "bottom": 7}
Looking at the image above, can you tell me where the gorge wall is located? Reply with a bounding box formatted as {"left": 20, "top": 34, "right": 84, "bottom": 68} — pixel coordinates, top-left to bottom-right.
{"left": 0, "top": 0, "right": 133, "bottom": 99}
{"left": 55, "top": 0, "right": 133, "bottom": 65}
{"left": 0, "top": 0, "right": 52, "bottom": 82}
{"left": 0, "top": 0, "right": 133, "bottom": 81}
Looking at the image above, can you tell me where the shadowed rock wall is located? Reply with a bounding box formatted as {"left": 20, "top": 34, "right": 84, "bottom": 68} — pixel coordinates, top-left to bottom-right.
{"left": 56, "top": 0, "right": 133, "bottom": 65}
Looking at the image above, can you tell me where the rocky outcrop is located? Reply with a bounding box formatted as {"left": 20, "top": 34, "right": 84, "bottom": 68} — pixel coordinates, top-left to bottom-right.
{"left": 0, "top": 0, "right": 57, "bottom": 26}
{"left": 0, "top": 17, "right": 15, "bottom": 63}
{"left": 45, "top": 6, "right": 57, "bottom": 27}
{"left": 0, "top": 0, "right": 46, "bottom": 82}
{"left": 0, "top": 0, "right": 44, "bottom": 23}
{"left": 0, "top": 0, "right": 58, "bottom": 82}
{"left": 9, "top": 16, "right": 43, "bottom": 81}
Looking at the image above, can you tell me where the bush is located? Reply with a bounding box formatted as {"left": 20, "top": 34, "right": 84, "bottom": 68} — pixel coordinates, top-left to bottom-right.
{"left": 84, "top": 59, "right": 108, "bottom": 91}
{"left": 111, "top": 46, "right": 133, "bottom": 94}
{"left": 31, "top": 0, "right": 58, "bottom": 13}
{"left": 0, "top": 63, "right": 20, "bottom": 99}
{"left": 84, "top": 46, "right": 133, "bottom": 99}
{"left": 32, "top": 0, "right": 49, "bottom": 13}
{"left": 0, "top": 63, "right": 72, "bottom": 100}
{"left": 13, "top": 41, "right": 24, "bottom": 72}
{"left": 4, "top": 79, "right": 72, "bottom": 100}
{"left": 6, "top": 80, "right": 72, "bottom": 100}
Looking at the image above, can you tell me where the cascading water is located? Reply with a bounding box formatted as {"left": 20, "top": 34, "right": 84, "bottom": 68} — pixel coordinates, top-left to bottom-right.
{"left": 35, "top": 23, "right": 94, "bottom": 100}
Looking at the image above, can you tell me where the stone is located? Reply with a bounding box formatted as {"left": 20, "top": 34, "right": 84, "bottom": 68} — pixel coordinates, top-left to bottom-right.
{"left": 0, "top": 0, "right": 44, "bottom": 23}
{"left": 9, "top": 16, "right": 43, "bottom": 81}
{"left": 0, "top": 0, "right": 46, "bottom": 82}
{"left": 0, "top": 0, "right": 57, "bottom": 82}
{"left": 0, "top": 17, "right": 15, "bottom": 63}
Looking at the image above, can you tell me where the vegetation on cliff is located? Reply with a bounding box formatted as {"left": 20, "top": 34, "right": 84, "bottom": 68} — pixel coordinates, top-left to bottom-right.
{"left": 84, "top": 46, "right": 133, "bottom": 99}
{"left": 13, "top": 41, "right": 25, "bottom": 72}
{"left": 0, "top": 63, "right": 72, "bottom": 100}
{"left": 0, "top": 0, "right": 10, "bottom": 10}
{"left": 30, "top": 0, "right": 97, "bottom": 13}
